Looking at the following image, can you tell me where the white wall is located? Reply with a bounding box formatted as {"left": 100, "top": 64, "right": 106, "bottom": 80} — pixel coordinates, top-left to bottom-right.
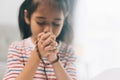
{"left": 0, "top": 0, "right": 23, "bottom": 25}
{"left": 74, "top": 0, "right": 120, "bottom": 79}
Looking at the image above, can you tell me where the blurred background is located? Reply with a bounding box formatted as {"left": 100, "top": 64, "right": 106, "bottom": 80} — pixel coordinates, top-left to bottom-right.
{"left": 0, "top": 0, "right": 120, "bottom": 80}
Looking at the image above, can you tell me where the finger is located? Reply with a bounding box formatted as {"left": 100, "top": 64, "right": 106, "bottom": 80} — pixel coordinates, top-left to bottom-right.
{"left": 42, "top": 37, "right": 53, "bottom": 47}
{"left": 41, "top": 33, "right": 56, "bottom": 46}
{"left": 51, "top": 34, "right": 56, "bottom": 40}
{"left": 53, "top": 49, "right": 59, "bottom": 53}
{"left": 50, "top": 41, "right": 58, "bottom": 47}
{"left": 43, "top": 52, "right": 50, "bottom": 57}
{"left": 48, "top": 49, "right": 58, "bottom": 54}
{"left": 38, "top": 39, "right": 44, "bottom": 48}
{"left": 41, "top": 32, "right": 51, "bottom": 40}
{"left": 44, "top": 45, "right": 58, "bottom": 51}
{"left": 38, "top": 37, "right": 44, "bottom": 45}
{"left": 37, "top": 32, "right": 44, "bottom": 41}
{"left": 37, "top": 32, "right": 45, "bottom": 44}
{"left": 44, "top": 45, "right": 53, "bottom": 51}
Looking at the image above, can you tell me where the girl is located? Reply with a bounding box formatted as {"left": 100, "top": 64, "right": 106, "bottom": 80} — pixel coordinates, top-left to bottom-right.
{"left": 3, "top": 0, "right": 77, "bottom": 80}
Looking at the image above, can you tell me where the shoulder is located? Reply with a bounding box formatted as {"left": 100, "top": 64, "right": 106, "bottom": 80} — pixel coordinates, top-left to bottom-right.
{"left": 7, "top": 38, "right": 31, "bottom": 57}
{"left": 9, "top": 37, "right": 31, "bottom": 47}
{"left": 9, "top": 39, "right": 25, "bottom": 49}
{"left": 8, "top": 38, "right": 31, "bottom": 51}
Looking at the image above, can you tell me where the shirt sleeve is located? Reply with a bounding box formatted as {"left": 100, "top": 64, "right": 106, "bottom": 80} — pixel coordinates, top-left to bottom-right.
{"left": 3, "top": 42, "right": 24, "bottom": 80}
{"left": 65, "top": 46, "right": 78, "bottom": 80}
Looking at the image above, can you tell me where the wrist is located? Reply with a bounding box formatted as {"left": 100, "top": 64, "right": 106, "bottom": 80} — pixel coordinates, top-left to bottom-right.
{"left": 48, "top": 55, "right": 57, "bottom": 62}
{"left": 49, "top": 55, "right": 59, "bottom": 64}
{"left": 31, "top": 48, "right": 41, "bottom": 63}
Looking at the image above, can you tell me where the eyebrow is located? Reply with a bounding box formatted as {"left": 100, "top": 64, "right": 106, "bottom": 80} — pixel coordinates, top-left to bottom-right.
{"left": 36, "top": 16, "right": 63, "bottom": 20}
{"left": 36, "top": 17, "right": 46, "bottom": 19}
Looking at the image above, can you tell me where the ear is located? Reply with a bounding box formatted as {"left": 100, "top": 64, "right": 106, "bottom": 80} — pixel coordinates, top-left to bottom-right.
{"left": 24, "top": 9, "right": 30, "bottom": 25}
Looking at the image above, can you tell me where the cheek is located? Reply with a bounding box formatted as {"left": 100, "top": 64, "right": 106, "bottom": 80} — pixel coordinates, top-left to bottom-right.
{"left": 30, "top": 21, "right": 43, "bottom": 36}
{"left": 53, "top": 26, "right": 63, "bottom": 37}
{"left": 53, "top": 22, "right": 64, "bottom": 37}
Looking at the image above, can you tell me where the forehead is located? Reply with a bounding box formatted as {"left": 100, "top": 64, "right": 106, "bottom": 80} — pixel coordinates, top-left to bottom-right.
{"left": 32, "top": 0, "right": 64, "bottom": 19}
{"left": 33, "top": 5, "right": 64, "bottom": 19}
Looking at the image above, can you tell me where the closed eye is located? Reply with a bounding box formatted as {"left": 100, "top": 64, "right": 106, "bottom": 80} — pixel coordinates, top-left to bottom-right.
{"left": 36, "top": 21, "right": 61, "bottom": 27}
{"left": 37, "top": 22, "right": 46, "bottom": 26}
{"left": 52, "top": 22, "right": 60, "bottom": 27}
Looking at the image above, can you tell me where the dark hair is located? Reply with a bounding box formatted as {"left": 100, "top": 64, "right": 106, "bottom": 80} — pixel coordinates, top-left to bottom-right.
{"left": 18, "top": 0, "right": 76, "bottom": 44}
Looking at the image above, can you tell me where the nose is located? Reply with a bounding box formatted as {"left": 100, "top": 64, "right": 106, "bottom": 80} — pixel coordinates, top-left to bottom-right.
{"left": 43, "top": 23, "right": 52, "bottom": 33}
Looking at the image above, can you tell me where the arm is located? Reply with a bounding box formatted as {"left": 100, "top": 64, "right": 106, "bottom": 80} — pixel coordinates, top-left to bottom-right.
{"left": 51, "top": 49, "right": 77, "bottom": 80}
{"left": 3, "top": 42, "right": 41, "bottom": 80}
{"left": 15, "top": 49, "right": 40, "bottom": 80}
{"left": 52, "top": 60, "right": 73, "bottom": 80}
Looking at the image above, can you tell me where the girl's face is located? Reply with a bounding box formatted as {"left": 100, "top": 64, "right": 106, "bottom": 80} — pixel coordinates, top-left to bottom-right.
{"left": 25, "top": 5, "right": 64, "bottom": 40}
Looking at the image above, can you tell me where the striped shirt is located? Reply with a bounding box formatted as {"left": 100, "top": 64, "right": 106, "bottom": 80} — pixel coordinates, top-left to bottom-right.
{"left": 3, "top": 37, "right": 77, "bottom": 80}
